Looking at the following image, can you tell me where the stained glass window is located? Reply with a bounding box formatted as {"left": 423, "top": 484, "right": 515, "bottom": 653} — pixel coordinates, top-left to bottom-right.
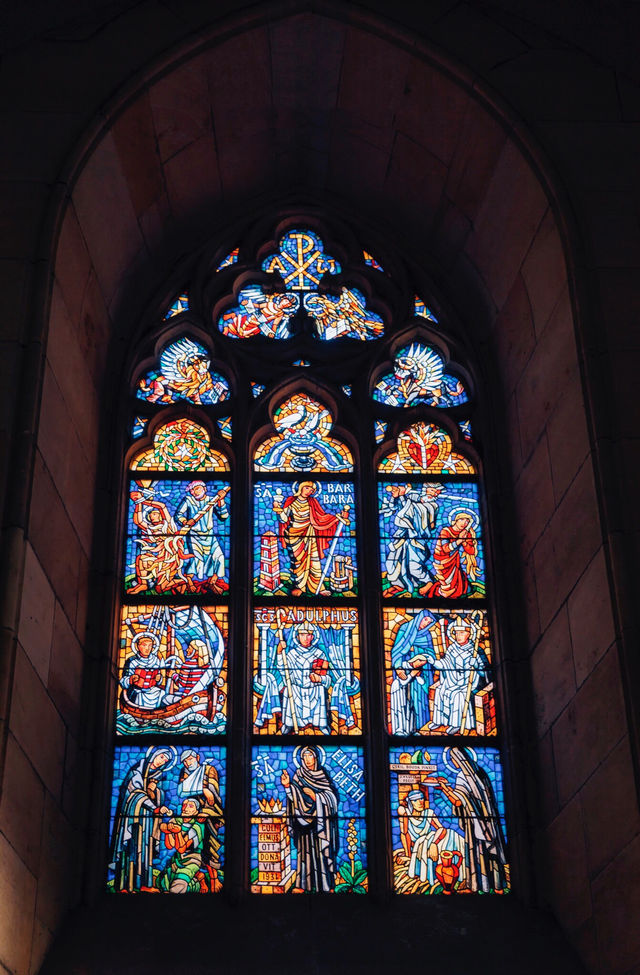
{"left": 253, "top": 393, "right": 353, "bottom": 473}
{"left": 217, "top": 229, "right": 384, "bottom": 341}
{"left": 107, "top": 217, "right": 510, "bottom": 899}
{"left": 373, "top": 343, "right": 468, "bottom": 408}
{"left": 363, "top": 249, "right": 384, "bottom": 272}
{"left": 132, "top": 415, "right": 148, "bottom": 439}
{"left": 216, "top": 248, "right": 239, "bottom": 271}
{"left": 165, "top": 292, "right": 189, "bottom": 318}
{"left": 374, "top": 420, "right": 388, "bottom": 444}
{"left": 136, "top": 338, "right": 229, "bottom": 406}
{"left": 414, "top": 296, "right": 438, "bottom": 323}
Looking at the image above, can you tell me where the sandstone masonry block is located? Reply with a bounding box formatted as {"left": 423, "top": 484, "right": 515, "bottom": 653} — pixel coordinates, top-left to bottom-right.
{"left": 10, "top": 647, "right": 65, "bottom": 799}
{"left": 552, "top": 646, "right": 626, "bottom": 805}
{"left": 530, "top": 608, "right": 576, "bottom": 738}
{"left": 0, "top": 733, "right": 44, "bottom": 875}
{"left": 580, "top": 735, "right": 640, "bottom": 879}
{"left": 569, "top": 548, "right": 616, "bottom": 687}
{"left": 0, "top": 832, "right": 36, "bottom": 975}
{"left": 18, "top": 543, "right": 55, "bottom": 684}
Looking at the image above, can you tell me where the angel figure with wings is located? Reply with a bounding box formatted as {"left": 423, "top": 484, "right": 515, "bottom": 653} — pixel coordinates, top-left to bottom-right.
{"left": 139, "top": 338, "right": 228, "bottom": 405}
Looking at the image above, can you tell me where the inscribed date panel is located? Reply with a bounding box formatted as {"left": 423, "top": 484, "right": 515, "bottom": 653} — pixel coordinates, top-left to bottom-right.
{"left": 251, "top": 744, "right": 367, "bottom": 893}
{"left": 384, "top": 608, "right": 495, "bottom": 737}
{"left": 108, "top": 745, "right": 226, "bottom": 893}
{"left": 125, "top": 479, "right": 230, "bottom": 596}
{"left": 389, "top": 746, "right": 508, "bottom": 895}
{"left": 378, "top": 482, "right": 484, "bottom": 599}
{"left": 254, "top": 480, "right": 357, "bottom": 597}
{"left": 116, "top": 605, "right": 228, "bottom": 735}
{"left": 253, "top": 606, "right": 361, "bottom": 735}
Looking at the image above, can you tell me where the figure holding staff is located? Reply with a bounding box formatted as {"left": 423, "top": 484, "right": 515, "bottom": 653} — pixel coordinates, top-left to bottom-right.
{"left": 273, "top": 481, "right": 349, "bottom": 595}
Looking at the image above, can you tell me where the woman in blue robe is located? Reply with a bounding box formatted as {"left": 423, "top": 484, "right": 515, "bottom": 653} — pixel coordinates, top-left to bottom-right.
{"left": 109, "top": 746, "right": 175, "bottom": 891}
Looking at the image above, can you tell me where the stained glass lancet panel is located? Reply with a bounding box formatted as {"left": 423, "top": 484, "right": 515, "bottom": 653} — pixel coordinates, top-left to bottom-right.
{"left": 388, "top": 746, "right": 507, "bottom": 894}
{"left": 108, "top": 414, "right": 231, "bottom": 893}
{"left": 379, "top": 422, "right": 510, "bottom": 894}
{"left": 250, "top": 391, "right": 366, "bottom": 892}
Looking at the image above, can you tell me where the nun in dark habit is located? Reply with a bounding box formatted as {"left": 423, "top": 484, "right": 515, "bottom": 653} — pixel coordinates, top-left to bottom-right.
{"left": 280, "top": 745, "right": 340, "bottom": 892}
{"left": 438, "top": 746, "right": 508, "bottom": 893}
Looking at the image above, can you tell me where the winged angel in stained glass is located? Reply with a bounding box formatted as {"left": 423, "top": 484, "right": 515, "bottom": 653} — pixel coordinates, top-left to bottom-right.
{"left": 374, "top": 343, "right": 468, "bottom": 407}
{"left": 303, "top": 288, "right": 383, "bottom": 340}
{"left": 137, "top": 338, "right": 229, "bottom": 405}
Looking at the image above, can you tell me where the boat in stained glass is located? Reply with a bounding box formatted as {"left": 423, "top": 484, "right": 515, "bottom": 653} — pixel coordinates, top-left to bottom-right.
{"left": 384, "top": 607, "right": 495, "bottom": 737}
{"left": 131, "top": 420, "right": 229, "bottom": 472}
{"left": 254, "top": 393, "right": 352, "bottom": 473}
{"left": 378, "top": 481, "right": 484, "bottom": 599}
{"left": 116, "top": 604, "right": 228, "bottom": 735}
{"left": 125, "top": 477, "right": 230, "bottom": 595}
{"left": 136, "top": 337, "right": 229, "bottom": 406}
{"left": 373, "top": 342, "right": 468, "bottom": 408}
{"left": 108, "top": 745, "right": 225, "bottom": 892}
{"left": 254, "top": 480, "right": 357, "bottom": 597}
{"left": 251, "top": 743, "right": 366, "bottom": 893}
{"left": 389, "top": 745, "right": 508, "bottom": 895}
{"left": 252, "top": 605, "right": 361, "bottom": 735}
{"left": 378, "top": 423, "right": 475, "bottom": 475}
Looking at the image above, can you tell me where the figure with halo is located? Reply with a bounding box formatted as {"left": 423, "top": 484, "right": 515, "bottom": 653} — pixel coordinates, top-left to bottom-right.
{"left": 280, "top": 745, "right": 339, "bottom": 892}
{"left": 429, "top": 614, "right": 488, "bottom": 734}
{"left": 424, "top": 508, "right": 479, "bottom": 599}
{"left": 273, "top": 481, "right": 350, "bottom": 595}
{"left": 109, "top": 746, "right": 177, "bottom": 891}
{"left": 437, "top": 746, "right": 508, "bottom": 893}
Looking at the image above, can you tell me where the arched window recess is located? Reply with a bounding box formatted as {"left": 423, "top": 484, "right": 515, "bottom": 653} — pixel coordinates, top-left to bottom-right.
{"left": 106, "top": 216, "right": 510, "bottom": 899}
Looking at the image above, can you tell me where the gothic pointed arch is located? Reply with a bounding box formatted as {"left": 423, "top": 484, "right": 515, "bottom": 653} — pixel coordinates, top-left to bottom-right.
{"left": 106, "top": 214, "right": 510, "bottom": 899}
